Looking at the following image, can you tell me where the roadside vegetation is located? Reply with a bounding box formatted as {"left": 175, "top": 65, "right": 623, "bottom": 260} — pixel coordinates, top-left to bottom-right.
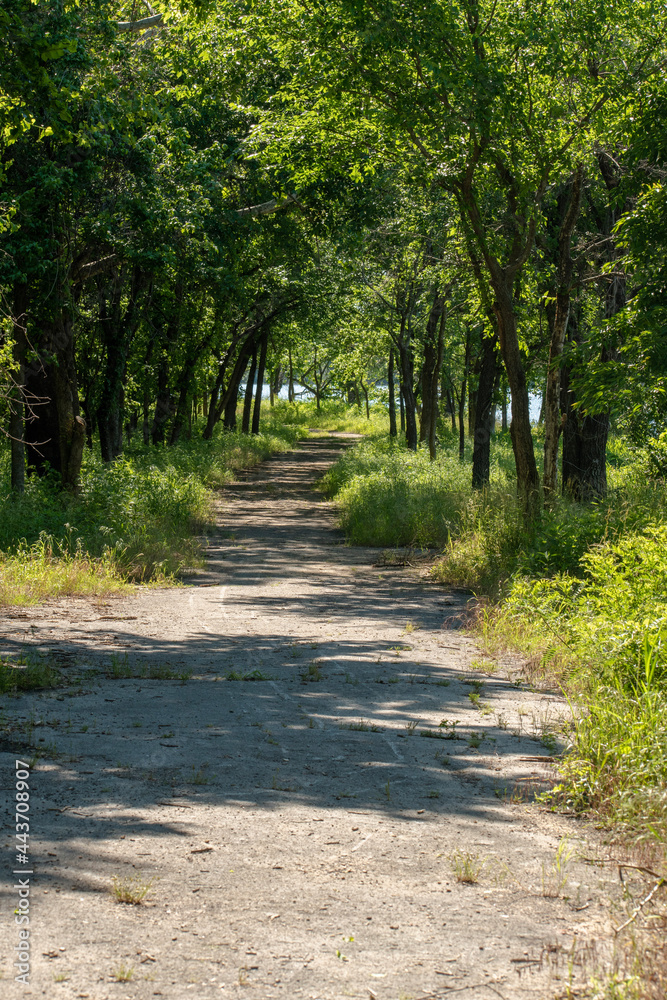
{"left": 0, "top": 418, "right": 303, "bottom": 604}
{"left": 4, "top": 2, "right": 667, "bottom": 994}
{"left": 325, "top": 429, "right": 667, "bottom": 865}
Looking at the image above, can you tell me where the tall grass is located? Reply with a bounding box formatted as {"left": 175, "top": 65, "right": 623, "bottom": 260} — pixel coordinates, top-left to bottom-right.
{"left": 271, "top": 398, "right": 389, "bottom": 435}
{"left": 0, "top": 420, "right": 302, "bottom": 604}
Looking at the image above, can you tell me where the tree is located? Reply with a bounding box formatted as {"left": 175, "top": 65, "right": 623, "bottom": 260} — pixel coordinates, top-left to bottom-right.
{"left": 221, "top": 0, "right": 667, "bottom": 508}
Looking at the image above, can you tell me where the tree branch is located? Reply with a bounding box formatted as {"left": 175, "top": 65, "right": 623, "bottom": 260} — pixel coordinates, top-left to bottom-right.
{"left": 117, "top": 13, "right": 163, "bottom": 33}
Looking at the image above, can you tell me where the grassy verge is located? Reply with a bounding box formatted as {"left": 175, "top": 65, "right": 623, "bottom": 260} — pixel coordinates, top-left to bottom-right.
{"left": 270, "top": 398, "right": 389, "bottom": 435}
{"left": 0, "top": 418, "right": 303, "bottom": 605}
{"left": 324, "top": 431, "right": 667, "bottom": 846}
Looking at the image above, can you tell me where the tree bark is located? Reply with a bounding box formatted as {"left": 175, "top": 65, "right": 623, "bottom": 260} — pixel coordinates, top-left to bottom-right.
{"left": 398, "top": 345, "right": 418, "bottom": 450}
{"left": 388, "top": 350, "right": 397, "bottom": 438}
{"left": 454, "top": 163, "right": 543, "bottom": 512}
{"left": 97, "top": 267, "right": 145, "bottom": 462}
{"left": 472, "top": 333, "right": 500, "bottom": 488}
{"left": 25, "top": 307, "right": 86, "bottom": 490}
{"left": 251, "top": 332, "right": 268, "bottom": 435}
{"left": 419, "top": 292, "right": 446, "bottom": 459}
{"left": 543, "top": 165, "right": 584, "bottom": 501}
{"left": 10, "top": 283, "right": 28, "bottom": 493}
{"left": 241, "top": 348, "right": 258, "bottom": 434}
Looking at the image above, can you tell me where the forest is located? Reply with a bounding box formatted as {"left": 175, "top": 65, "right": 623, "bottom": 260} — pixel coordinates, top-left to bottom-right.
{"left": 1, "top": 2, "right": 667, "bottom": 994}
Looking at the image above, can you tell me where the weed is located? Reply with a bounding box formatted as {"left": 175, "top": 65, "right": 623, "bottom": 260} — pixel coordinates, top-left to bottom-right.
{"left": 405, "top": 719, "right": 419, "bottom": 734}
{"left": 111, "top": 874, "right": 157, "bottom": 904}
{"left": 468, "top": 733, "right": 482, "bottom": 748}
{"left": 342, "top": 719, "right": 384, "bottom": 732}
{"left": 403, "top": 620, "right": 421, "bottom": 634}
{"left": 112, "top": 963, "right": 134, "bottom": 982}
{"left": 301, "top": 661, "right": 323, "bottom": 683}
{"left": 434, "top": 750, "right": 451, "bottom": 766}
{"left": 469, "top": 657, "right": 497, "bottom": 673}
{"left": 189, "top": 764, "right": 210, "bottom": 786}
{"left": 420, "top": 728, "right": 450, "bottom": 740}
{"left": 541, "top": 837, "right": 574, "bottom": 898}
{"left": 383, "top": 780, "right": 391, "bottom": 802}
{"left": 53, "top": 971, "right": 70, "bottom": 982}
{"left": 438, "top": 718, "right": 461, "bottom": 738}
{"left": 271, "top": 770, "right": 297, "bottom": 792}
{"left": 427, "top": 789, "right": 440, "bottom": 799}
{"left": 465, "top": 678, "right": 485, "bottom": 693}
{"left": 468, "top": 691, "right": 481, "bottom": 707}
{"left": 225, "top": 669, "right": 270, "bottom": 681}
{"left": 0, "top": 657, "right": 61, "bottom": 694}
{"left": 449, "top": 849, "right": 484, "bottom": 884}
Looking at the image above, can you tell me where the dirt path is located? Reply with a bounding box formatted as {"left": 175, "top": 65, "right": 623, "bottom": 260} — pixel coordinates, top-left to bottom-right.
{"left": 1, "top": 437, "right": 616, "bottom": 1000}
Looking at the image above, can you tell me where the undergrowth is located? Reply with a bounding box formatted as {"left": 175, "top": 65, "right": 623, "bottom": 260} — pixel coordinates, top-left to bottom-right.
{"left": 325, "top": 430, "right": 667, "bottom": 860}
{"left": 271, "top": 398, "right": 389, "bottom": 435}
{"left": 0, "top": 418, "right": 301, "bottom": 604}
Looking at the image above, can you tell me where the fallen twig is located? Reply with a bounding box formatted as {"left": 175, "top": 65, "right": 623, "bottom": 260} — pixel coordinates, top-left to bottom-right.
{"left": 614, "top": 877, "right": 667, "bottom": 935}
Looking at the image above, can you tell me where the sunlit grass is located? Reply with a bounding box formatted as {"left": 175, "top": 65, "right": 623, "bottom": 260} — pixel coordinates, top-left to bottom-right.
{"left": 324, "top": 429, "right": 667, "bottom": 853}
{"left": 0, "top": 417, "right": 302, "bottom": 604}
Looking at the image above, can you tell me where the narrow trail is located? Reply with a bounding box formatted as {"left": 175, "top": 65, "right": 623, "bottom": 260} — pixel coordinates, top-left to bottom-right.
{"left": 1, "top": 437, "right": 615, "bottom": 1000}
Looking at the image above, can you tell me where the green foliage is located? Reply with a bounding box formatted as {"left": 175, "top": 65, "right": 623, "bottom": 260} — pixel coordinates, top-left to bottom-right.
{"left": 322, "top": 432, "right": 516, "bottom": 551}
{"left": 272, "top": 399, "right": 388, "bottom": 434}
{"left": 326, "top": 430, "right": 667, "bottom": 850}
{"left": 0, "top": 423, "right": 298, "bottom": 601}
{"left": 0, "top": 656, "right": 61, "bottom": 694}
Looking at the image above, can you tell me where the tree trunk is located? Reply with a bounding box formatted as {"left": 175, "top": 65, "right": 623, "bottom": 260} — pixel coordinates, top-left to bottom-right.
{"left": 151, "top": 345, "right": 173, "bottom": 446}
{"left": 241, "top": 349, "right": 258, "bottom": 434}
{"left": 419, "top": 292, "right": 446, "bottom": 457}
{"left": 151, "top": 285, "right": 184, "bottom": 445}
{"left": 455, "top": 171, "right": 542, "bottom": 511}
{"left": 25, "top": 309, "right": 86, "bottom": 490}
{"left": 223, "top": 391, "right": 238, "bottom": 431}
{"left": 397, "top": 321, "right": 418, "bottom": 450}
{"left": 388, "top": 350, "right": 397, "bottom": 438}
{"left": 97, "top": 267, "right": 145, "bottom": 462}
{"left": 560, "top": 313, "right": 611, "bottom": 501}
{"left": 10, "top": 283, "right": 28, "bottom": 493}
{"left": 399, "top": 385, "right": 405, "bottom": 433}
{"left": 468, "top": 371, "right": 477, "bottom": 437}
{"left": 219, "top": 334, "right": 259, "bottom": 432}
{"left": 251, "top": 332, "right": 268, "bottom": 435}
{"left": 398, "top": 355, "right": 417, "bottom": 450}
{"left": 288, "top": 348, "right": 295, "bottom": 403}
{"left": 493, "top": 288, "right": 539, "bottom": 511}
{"left": 543, "top": 165, "right": 584, "bottom": 501}
{"left": 472, "top": 333, "right": 500, "bottom": 488}
{"left": 458, "top": 382, "right": 466, "bottom": 460}
{"left": 429, "top": 304, "right": 446, "bottom": 460}
{"left": 362, "top": 383, "right": 370, "bottom": 419}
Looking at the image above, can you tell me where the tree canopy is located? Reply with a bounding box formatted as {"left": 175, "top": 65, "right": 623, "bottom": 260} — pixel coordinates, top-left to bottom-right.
{"left": 1, "top": 0, "right": 666, "bottom": 508}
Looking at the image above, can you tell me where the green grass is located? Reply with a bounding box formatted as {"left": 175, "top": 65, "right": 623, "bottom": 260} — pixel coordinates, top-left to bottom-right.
{"left": 0, "top": 656, "right": 62, "bottom": 693}
{"left": 271, "top": 398, "right": 389, "bottom": 435}
{"left": 324, "top": 429, "right": 667, "bottom": 855}
{"left": 0, "top": 417, "right": 302, "bottom": 604}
